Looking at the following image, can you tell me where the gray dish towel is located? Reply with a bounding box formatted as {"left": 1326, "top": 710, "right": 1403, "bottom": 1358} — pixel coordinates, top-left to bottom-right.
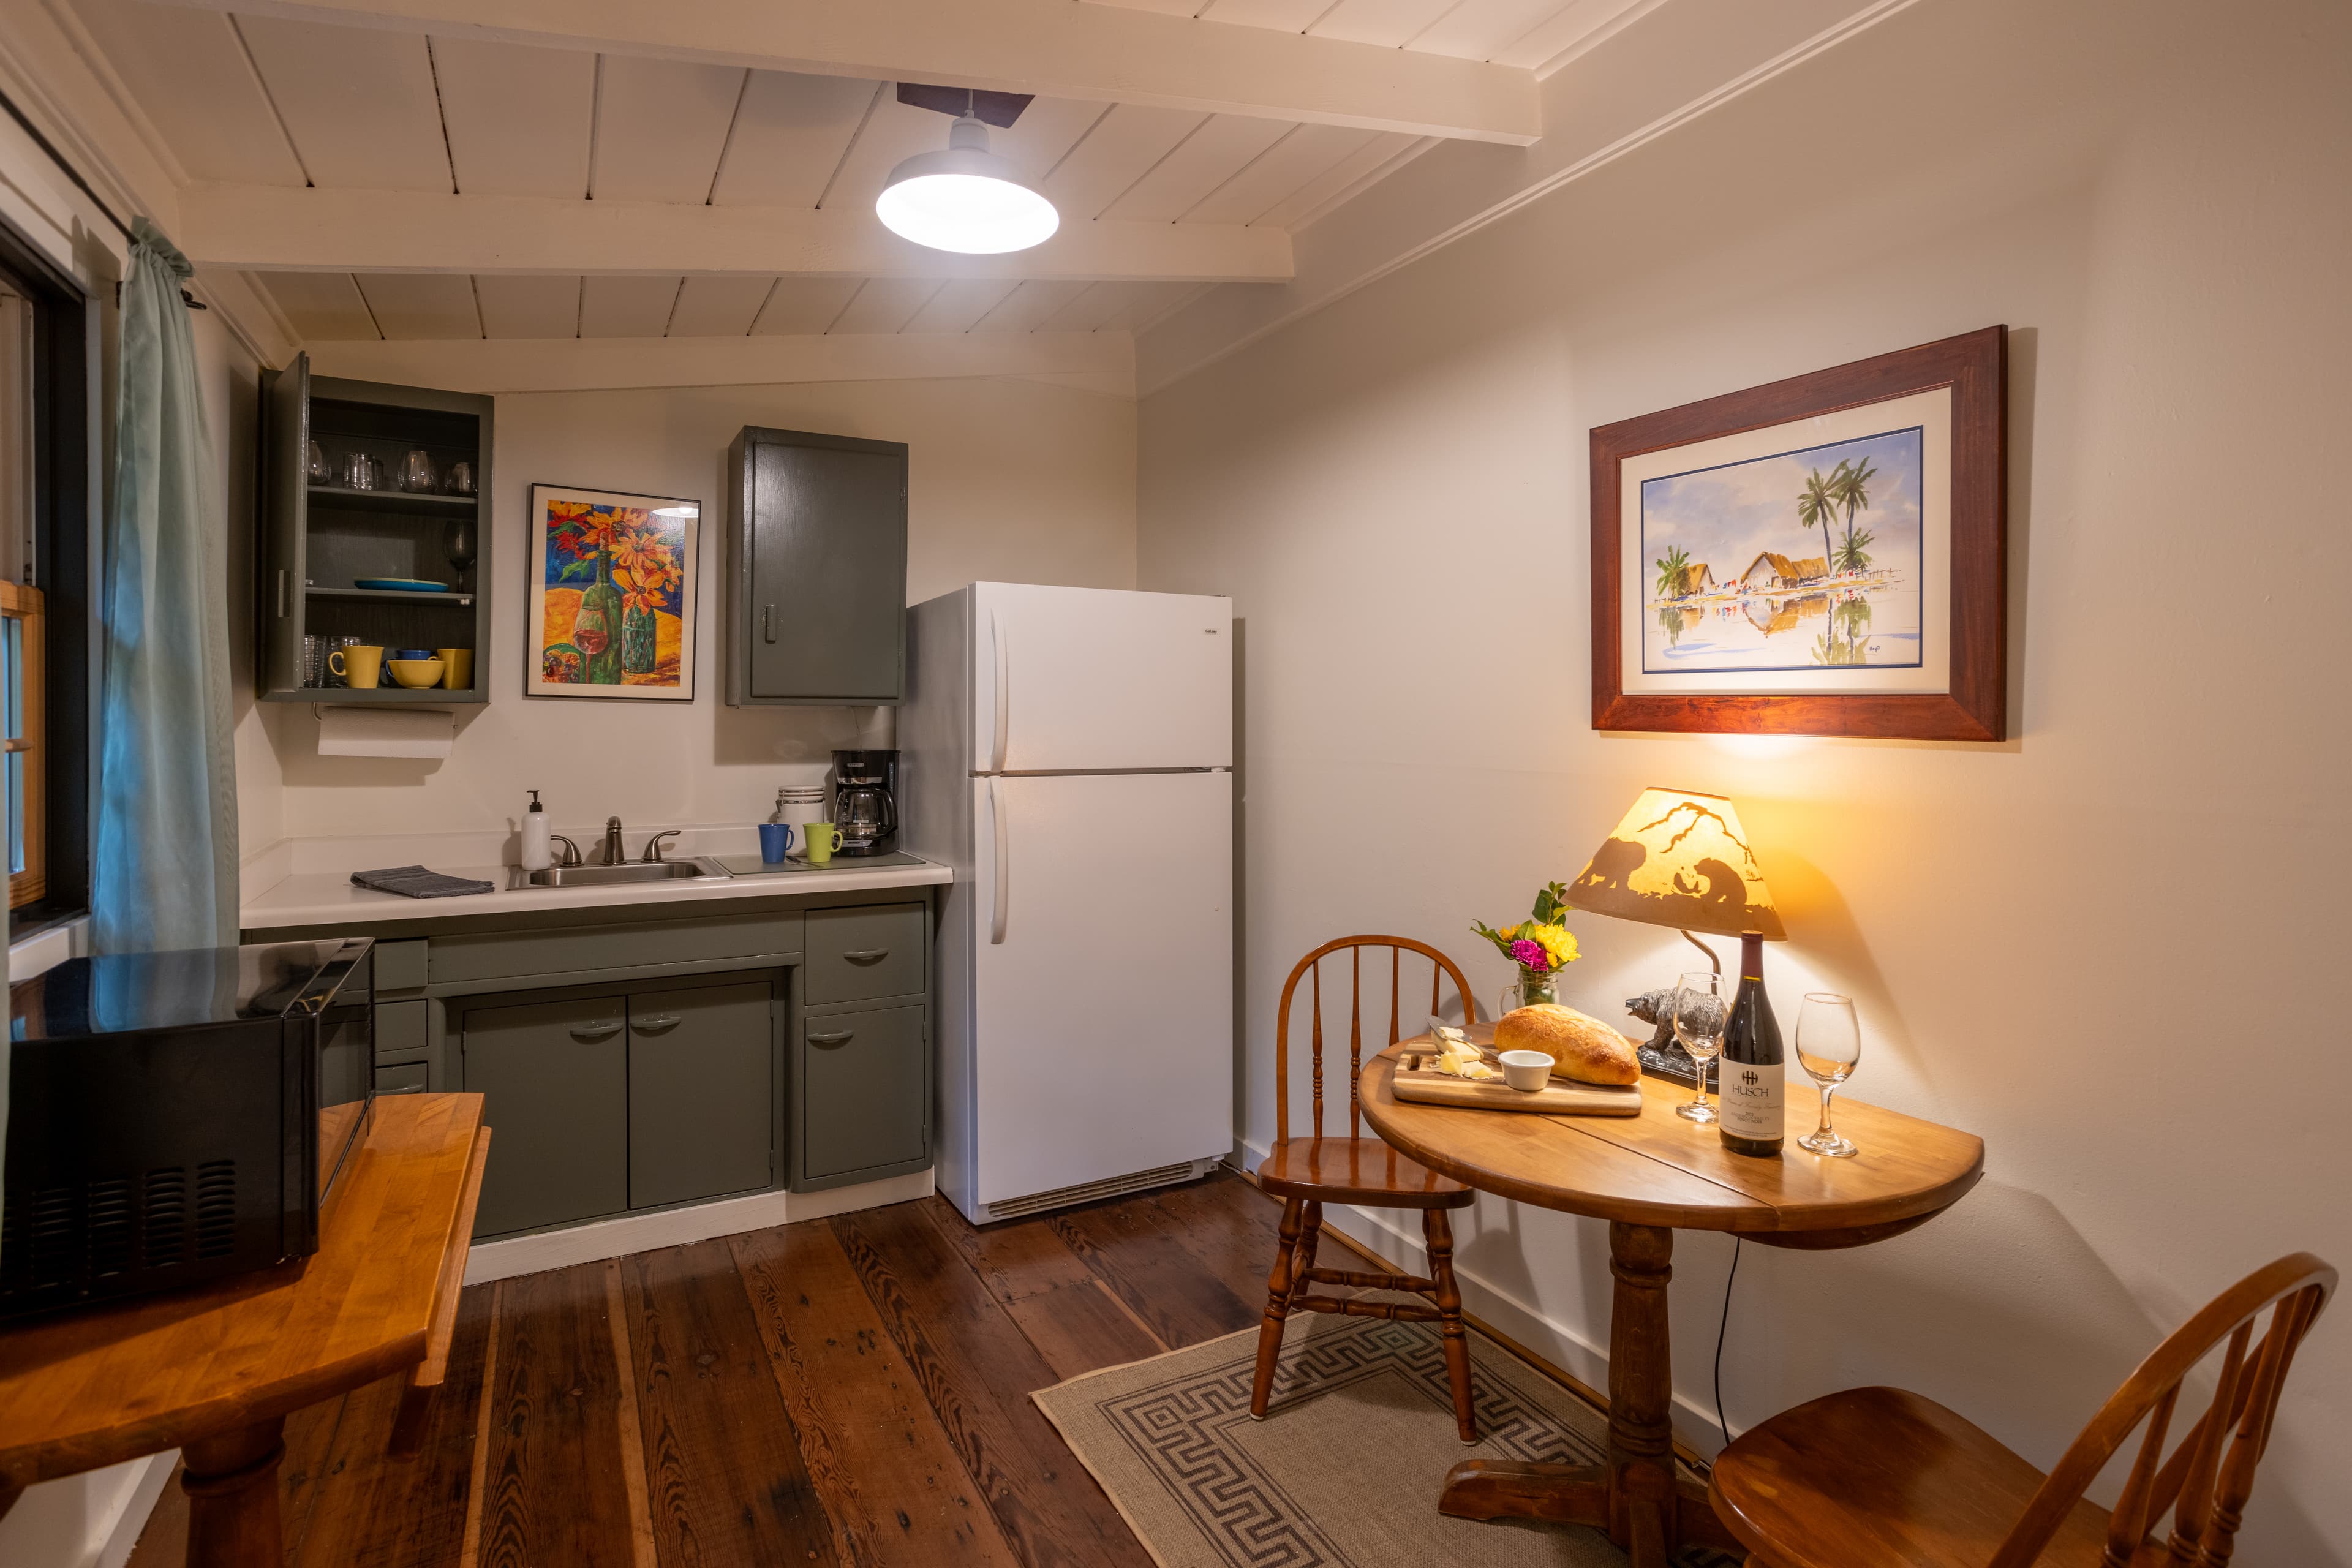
{"left": 352, "top": 865, "right": 497, "bottom": 899}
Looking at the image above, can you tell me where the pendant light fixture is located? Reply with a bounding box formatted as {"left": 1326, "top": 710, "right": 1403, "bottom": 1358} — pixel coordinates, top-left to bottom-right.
{"left": 876, "top": 89, "right": 1060, "bottom": 255}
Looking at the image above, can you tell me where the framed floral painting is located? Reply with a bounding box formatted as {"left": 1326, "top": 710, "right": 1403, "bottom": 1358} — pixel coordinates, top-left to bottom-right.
{"left": 526, "top": 484, "right": 699, "bottom": 701}
{"left": 1589, "top": 326, "right": 2006, "bottom": 741}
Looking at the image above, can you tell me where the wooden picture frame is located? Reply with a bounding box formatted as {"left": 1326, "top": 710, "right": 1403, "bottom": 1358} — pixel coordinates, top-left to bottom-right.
{"left": 1590, "top": 326, "right": 2005, "bottom": 741}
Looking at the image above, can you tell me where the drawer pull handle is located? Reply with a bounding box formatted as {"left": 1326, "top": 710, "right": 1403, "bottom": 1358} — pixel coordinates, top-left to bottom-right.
{"left": 632, "top": 1013, "right": 682, "bottom": 1031}
{"left": 570, "top": 1020, "right": 623, "bottom": 1041}
{"left": 807, "top": 1028, "right": 856, "bottom": 1046}
{"left": 763, "top": 603, "right": 777, "bottom": 643}
{"left": 842, "top": 948, "right": 889, "bottom": 964}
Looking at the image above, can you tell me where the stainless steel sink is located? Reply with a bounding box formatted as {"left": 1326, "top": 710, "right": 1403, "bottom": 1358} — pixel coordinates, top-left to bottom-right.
{"left": 519, "top": 856, "right": 731, "bottom": 888}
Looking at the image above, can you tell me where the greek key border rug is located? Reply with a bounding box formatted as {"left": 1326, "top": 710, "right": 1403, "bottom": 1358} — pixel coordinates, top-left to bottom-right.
{"left": 1033, "top": 1313, "right": 1736, "bottom": 1568}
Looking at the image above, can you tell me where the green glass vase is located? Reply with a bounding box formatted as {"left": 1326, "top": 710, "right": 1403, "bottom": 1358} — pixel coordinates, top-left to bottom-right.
{"left": 575, "top": 548, "right": 624, "bottom": 685}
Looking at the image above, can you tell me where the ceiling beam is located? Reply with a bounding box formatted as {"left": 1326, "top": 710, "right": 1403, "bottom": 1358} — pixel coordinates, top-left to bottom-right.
{"left": 305, "top": 331, "right": 1136, "bottom": 396}
{"left": 176, "top": 184, "right": 1294, "bottom": 283}
{"left": 154, "top": 0, "right": 1542, "bottom": 145}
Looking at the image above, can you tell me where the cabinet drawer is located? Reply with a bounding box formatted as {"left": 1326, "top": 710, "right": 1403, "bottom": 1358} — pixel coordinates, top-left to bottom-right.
{"left": 805, "top": 904, "right": 925, "bottom": 1005}
{"left": 461, "top": 993, "right": 628, "bottom": 1237}
{"left": 798, "top": 1004, "right": 927, "bottom": 1185}
{"left": 375, "top": 938, "right": 429, "bottom": 991}
{"left": 375, "top": 1061, "right": 429, "bottom": 1095}
{"left": 375, "top": 997, "right": 428, "bottom": 1060}
{"left": 432, "top": 911, "right": 803, "bottom": 986}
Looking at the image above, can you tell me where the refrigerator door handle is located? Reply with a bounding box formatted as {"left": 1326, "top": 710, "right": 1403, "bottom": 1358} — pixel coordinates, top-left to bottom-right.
{"left": 989, "top": 775, "right": 1009, "bottom": 944}
{"left": 990, "top": 607, "right": 1009, "bottom": 772}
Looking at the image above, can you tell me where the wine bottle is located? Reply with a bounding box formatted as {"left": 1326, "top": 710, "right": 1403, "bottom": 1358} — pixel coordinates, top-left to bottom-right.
{"left": 1717, "top": 932, "right": 1784, "bottom": 1157}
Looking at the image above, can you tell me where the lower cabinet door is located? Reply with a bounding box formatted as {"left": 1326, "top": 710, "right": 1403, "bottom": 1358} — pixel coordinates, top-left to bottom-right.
{"left": 462, "top": 993, "right": 628, "bottom": 1237}
{"left": 798, "top": 1004, "right": 928, "bottom": 1189}
{"left": 628, "top": 981, "right": 774, "bottom": 1210}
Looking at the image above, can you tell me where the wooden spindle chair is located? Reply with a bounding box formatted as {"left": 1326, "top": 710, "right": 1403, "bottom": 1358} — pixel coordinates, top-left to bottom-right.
{"left": 1707, "top": 1251, "right": 2335, "bottom": 1568}
{"left": 1248, "top": 937, "right": 1482, "bottom": 1442}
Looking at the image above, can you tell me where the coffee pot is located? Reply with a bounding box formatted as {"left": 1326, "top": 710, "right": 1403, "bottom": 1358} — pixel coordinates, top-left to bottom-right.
{"left": 831, "top": 749, "right": 899, "bottom": 858}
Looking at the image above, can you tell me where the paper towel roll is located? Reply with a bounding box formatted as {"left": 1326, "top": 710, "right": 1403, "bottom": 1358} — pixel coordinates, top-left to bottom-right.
{"left": 318, "top": 706, "right": 455, "bottom": 759}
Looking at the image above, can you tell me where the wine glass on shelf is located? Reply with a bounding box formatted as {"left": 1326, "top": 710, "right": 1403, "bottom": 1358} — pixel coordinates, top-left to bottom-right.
{"left": 1670, "top": 970, "right": 1728, "bottom": 1124}
{"left": 1796, "top": 992, "right": 1861, "bottom": 1157}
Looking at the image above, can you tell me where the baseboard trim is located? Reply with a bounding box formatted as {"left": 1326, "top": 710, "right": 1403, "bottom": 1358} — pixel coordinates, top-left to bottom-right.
{"left": 98, "top": 1453, "right": 175, "bottom": 1568}
{"left": 1233, "top": 1137, "right": 1734, "bottom": 1458}
{"left": 464, "top": 1169, "right": 937, "bottom": 1284}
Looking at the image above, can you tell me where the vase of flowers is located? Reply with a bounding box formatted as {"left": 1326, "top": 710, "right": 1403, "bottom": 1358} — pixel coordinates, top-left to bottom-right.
{"left": 1474, "top": 880, "right": 1580, "bottom": 1012}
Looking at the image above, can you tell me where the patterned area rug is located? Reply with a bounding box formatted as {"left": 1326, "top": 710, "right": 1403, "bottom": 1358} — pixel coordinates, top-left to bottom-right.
{"left": 1033, "top": 1313, "right": 1737, "bottom": 1568}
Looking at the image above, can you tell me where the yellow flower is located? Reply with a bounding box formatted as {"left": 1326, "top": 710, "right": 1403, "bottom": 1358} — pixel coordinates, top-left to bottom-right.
{"left": 1529, "top": 924, "right": 1579, "bottom": 967}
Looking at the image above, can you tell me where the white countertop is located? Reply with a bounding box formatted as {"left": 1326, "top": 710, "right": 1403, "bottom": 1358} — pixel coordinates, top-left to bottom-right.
{"left": 240, "top": 831, "right": 951, "bottom": 932}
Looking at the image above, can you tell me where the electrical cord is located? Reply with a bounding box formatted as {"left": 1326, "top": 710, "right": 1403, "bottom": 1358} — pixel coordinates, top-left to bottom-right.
{"left": 1711, "top": 1237, "right": 1743, "bottom": 1457}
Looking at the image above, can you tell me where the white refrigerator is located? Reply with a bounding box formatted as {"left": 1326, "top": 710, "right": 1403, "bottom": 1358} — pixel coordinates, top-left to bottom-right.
{"left": 904, "top": 583, "right": 1234, "bottom": 1224}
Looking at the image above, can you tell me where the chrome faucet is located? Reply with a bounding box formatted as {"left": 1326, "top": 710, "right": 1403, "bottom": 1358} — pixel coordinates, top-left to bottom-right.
{"left": 549, "top": 834, "right": 584, "bottom": 868}
{"left": 600, "top": 816, "right": 626, "bottom": 865}
{"left": 641, "top": 830, "right": 682, "bottom": 862}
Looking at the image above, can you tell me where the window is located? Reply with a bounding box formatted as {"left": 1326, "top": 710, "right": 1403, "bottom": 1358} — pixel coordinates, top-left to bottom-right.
{"left": 0, "top": 223, "right": 92, "bottom": 935}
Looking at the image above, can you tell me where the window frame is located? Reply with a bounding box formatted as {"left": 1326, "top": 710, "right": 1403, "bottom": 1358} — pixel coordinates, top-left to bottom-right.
{"left": 1, "top": 579, "right": 43, "bottom": 907}
{"left": 0, "top": 216, "right": 94, "bottom": 938}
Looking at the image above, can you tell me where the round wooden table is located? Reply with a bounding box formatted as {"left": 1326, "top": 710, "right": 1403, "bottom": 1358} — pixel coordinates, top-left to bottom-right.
{"left": 1359, "top": 1033, "right": 1984, "bottom": 1567}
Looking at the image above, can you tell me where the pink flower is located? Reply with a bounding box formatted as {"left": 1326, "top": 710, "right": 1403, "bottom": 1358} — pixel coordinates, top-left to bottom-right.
{"left": 1509, "top": 938, "right": 1547, "bottom": 970}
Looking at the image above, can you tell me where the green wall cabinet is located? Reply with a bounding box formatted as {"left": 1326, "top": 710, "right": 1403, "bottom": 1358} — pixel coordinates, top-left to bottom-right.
{"left": 627, "top": 981, "right": 774, "bottom": 1209}
{"left": 725, "top": 426, "right": 908, "bottom": 706}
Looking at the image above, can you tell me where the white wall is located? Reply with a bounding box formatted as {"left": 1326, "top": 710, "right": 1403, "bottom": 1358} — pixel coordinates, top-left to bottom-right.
{"left": 260, "top": 374, "right": 1134, "bottom": 845}
{"left": 1137, "top": 0, "right": 2350, "bottom": 1558}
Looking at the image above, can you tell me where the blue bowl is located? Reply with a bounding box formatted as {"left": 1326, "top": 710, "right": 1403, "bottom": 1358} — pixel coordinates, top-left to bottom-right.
{"left": 388, "top": 648, "right": 433, "bottom": 661}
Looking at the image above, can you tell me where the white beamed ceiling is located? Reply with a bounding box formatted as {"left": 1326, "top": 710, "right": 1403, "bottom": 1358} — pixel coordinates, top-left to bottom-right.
{"left": 58, "top": 0, "right": 1501, "bottom": 346}
{"left": 1080, "top": 0, "right": 1657, "bottom": 73}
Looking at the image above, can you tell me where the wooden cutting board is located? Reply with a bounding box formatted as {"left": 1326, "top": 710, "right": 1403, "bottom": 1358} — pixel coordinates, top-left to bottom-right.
{"left": 1390, "top": 1044, "right": 1642, "bottom": 1116}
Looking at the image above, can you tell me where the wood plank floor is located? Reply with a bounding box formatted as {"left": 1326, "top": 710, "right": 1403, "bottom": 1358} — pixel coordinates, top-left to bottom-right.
{"left": 126, "top": 1172, "right": 1306, "bottom": 1568}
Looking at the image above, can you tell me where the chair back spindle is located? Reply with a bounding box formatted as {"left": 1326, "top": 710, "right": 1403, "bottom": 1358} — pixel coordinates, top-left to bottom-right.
{"left": 1274, "top": 937, "right": 1477, "bottom": 1143}
{"left": 1987, "top": 1253, "right": 2333, "bottom": 1568}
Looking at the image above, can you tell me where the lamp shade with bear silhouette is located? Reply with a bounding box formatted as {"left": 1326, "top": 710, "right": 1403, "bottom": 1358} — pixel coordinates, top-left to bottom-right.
{"left": 1566, "top": 787, "right": 1785, "bottom": 941}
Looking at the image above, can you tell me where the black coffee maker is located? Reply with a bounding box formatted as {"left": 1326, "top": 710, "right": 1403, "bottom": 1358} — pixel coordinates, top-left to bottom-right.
{"left": 831, "top": 749, "right": 899, "bottom": 858}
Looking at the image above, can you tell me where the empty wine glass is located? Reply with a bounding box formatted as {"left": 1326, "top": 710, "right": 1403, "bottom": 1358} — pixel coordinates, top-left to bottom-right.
{"left": 397, "top": 448, "right": 439, "bottom": 492}
{"left": 1670, "top": 970, "right": 1728, "bottom": 1124}
{"left": 1796, "top": 992, "right": 1861, "bottom": 1157}
{"left": 306, "top": 439, "right": 328, "bottom": 482}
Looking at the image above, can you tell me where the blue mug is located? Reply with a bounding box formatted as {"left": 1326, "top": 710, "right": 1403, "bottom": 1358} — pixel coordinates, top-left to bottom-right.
{"left": 757, "top": 823, "right": 794, "bottom": 863}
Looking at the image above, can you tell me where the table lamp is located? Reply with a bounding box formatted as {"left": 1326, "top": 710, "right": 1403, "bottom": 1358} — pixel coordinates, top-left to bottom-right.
{"left": 1564, "top": 787, "right": 1784, "bottom": 1083}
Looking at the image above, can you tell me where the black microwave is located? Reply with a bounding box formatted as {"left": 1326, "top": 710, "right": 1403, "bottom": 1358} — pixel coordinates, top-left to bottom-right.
{"left": 0, "top": 938, "right": 376, "bottom": 1321}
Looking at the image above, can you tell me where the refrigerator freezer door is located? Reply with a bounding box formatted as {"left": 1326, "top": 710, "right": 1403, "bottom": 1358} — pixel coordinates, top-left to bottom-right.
{"left": 971, "top": 582, "right": 1232, "bottom": 773}
{"left": 971, "top": 770, "right": 1232, "bottom": 1208}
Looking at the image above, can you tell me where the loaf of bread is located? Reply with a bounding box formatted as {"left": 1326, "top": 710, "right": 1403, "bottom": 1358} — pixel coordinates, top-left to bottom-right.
{"left": 1494, "top": 1004, "right": 1640, "bottom": 1085}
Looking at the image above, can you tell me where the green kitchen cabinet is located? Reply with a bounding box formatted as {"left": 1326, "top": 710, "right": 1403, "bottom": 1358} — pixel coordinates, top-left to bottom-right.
{"left": 796, "top": 1003, "right": 929, "bottom": 1191}
{"left": 627, "top": 980, "right": 774, "bottom": 1210}
{"left": 725, "top": 426, "right": 908, "bottom": 706}
{"left": 462, "top": 993, "right": 628, "bottom": 1236}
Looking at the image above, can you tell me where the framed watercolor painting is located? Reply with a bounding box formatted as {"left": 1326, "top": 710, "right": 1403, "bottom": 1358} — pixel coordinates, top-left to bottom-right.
{"left": 526, "top": 484, "right": 700, "bottom": 701}
{"left": 1590, "top": 326, "right": 2006, "bottom": 741}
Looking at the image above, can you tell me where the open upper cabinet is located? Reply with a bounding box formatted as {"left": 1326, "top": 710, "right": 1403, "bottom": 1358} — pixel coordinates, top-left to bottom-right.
{"left": 257, "top": 355, "right": 493, "bottom": 704}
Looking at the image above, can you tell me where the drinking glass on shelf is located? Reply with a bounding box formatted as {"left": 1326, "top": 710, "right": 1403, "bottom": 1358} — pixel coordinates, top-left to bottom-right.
{"left": 1796, "top": 992, "right": 1861, "bottom": 1157}
{"left": 397, "top": 448, "right": 439, "bottom": 492}
{"left": 341, "top": 450, "right": 380, "bottom": 491}
{"left": 306, "top": 439, "right": 329, "bottom": 483}
{"left": 1670, "top": 970, "right": 1728, "bottom": 1124}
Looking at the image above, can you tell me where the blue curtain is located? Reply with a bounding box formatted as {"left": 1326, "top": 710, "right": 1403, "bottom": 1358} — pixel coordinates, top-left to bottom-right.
{"left": 92, "top": 220, "right": 237, "bottom": 954}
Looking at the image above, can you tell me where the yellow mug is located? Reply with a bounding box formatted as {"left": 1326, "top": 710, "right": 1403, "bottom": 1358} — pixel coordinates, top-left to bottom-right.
{"left": 330, "top": 644, "right": 385, "bottom": 689}
{"left": 434, "top": 647, "right": 473, "bottom": 690}
{"left": 802, "top": 822, "right": 844, "bottom": 865}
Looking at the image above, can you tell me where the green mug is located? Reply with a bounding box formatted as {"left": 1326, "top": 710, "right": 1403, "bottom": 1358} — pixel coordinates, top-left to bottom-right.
{"left": 802, "top": 821, "right": 844, "bottom": 865}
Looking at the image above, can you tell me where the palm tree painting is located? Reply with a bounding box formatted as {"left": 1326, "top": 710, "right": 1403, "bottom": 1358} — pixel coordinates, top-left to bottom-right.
{"left": 1637, "top": 425, "right": 1922, "bottom": 675}
{"left": 527, "top": 485, "right": 701, "bottom": 701}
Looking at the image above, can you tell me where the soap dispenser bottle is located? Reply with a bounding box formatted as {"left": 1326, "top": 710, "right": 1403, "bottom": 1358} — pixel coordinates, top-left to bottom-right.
{"left": 521, "top": 790, "right": 552, "bottom": 870}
